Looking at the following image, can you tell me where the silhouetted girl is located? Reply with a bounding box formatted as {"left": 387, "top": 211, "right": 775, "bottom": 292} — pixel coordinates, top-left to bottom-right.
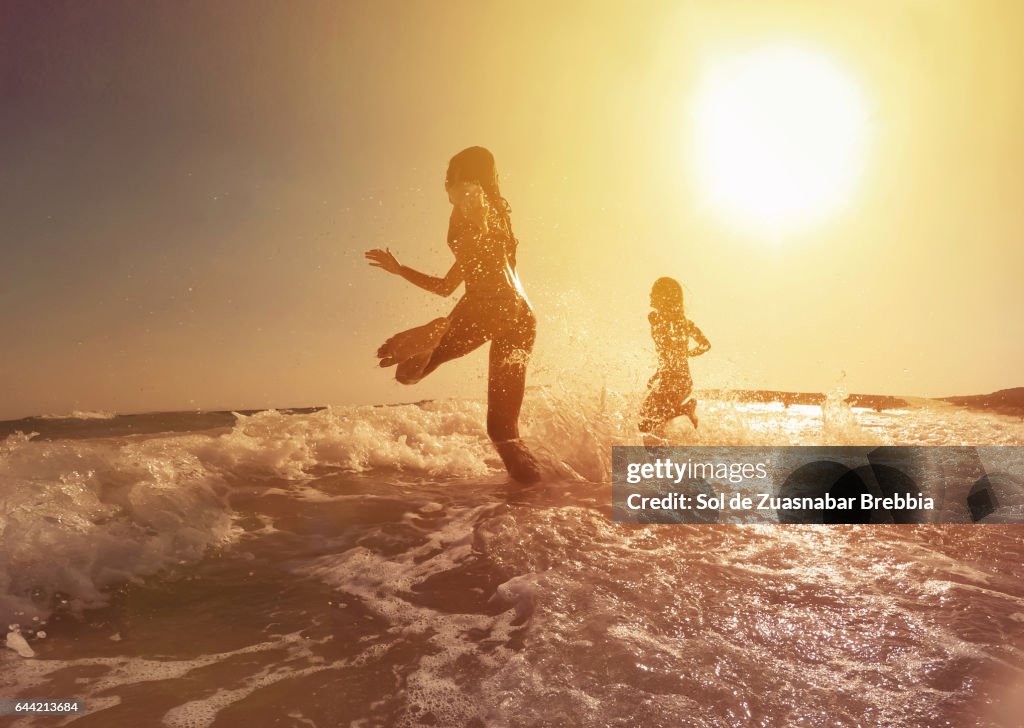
{"left": 639, "top": 277, "right": 711, "bottom": 443}
{"left": 366, "top": 147, "right": 540, "bottom": 482}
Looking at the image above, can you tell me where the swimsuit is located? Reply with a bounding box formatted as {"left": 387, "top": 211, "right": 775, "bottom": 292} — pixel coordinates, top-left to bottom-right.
{"left": 421, "top": 207, "right": 535, "bottom": 375}
{"left": 639, "top": 312, "right": 706, "bottom": 432}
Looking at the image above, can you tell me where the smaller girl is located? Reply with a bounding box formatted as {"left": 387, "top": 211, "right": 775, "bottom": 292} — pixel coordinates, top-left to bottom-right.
{"left": 639, "top": 277, "right": 711, "bottom": 444}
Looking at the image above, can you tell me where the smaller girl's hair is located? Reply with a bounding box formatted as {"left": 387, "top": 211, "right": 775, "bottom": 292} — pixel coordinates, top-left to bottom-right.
{"left": 651, "top": 276, "right": 684, "bottom": 312}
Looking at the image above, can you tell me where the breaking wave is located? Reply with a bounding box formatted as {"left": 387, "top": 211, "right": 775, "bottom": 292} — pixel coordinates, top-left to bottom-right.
{"left": 1, "top": 391, "right": 1021, "bottom": 630}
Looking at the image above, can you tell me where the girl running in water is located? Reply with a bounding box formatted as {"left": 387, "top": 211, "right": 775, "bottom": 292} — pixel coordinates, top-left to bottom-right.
{"left": 639, "top": 277, "right": 711, "bottom": 445}
{"left": 365, "top": 147, "right": 540, "bottom": 483}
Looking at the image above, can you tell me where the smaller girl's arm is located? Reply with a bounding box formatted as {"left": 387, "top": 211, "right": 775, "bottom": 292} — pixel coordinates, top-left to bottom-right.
{"left": 688, "top": 322, "right": 711, "bottom": 356}
{"left": 649, "top": 311, "right": 672, "bottom": 351}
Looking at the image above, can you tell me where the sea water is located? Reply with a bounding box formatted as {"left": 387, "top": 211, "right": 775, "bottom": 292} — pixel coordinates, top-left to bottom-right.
{"left": 0, "top": 394, "right": 1022, "bottom": 727}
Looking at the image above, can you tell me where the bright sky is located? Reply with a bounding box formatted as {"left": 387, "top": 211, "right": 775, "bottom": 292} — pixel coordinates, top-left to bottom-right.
{"left": 1, "top": 1, "right": 1022, "bottom": 419}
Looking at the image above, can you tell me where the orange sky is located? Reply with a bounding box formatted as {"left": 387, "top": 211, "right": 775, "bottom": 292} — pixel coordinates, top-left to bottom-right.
{"left": 1, "top": 1, "right": 1021, "bottom": 419}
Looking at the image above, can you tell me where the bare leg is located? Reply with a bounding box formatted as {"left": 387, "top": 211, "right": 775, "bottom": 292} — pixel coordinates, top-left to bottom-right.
{"left": 487, "top": 319, "right": 540, "bottom": 483}
{"left": 639, "top": 386, "right": 664, "bottom": 444}
{"left": 639, "top": 372, "right": 697, "bottom": 439}
{"left": 377, "top": 317, "right": 449, "bottom": 365}
{"left": 384, "top": 299, "right": 489, "bottom": 385}
{"left": 682, "top": 399, "right": 699, "bottom": 429}
{"left": 394, "top": 352, "right": 433, "bottom": 385}
{"left": 419, "top": 310, "right": 490, "bottom": 378}
{"left": 487, "top": 338, "right": 527, "bottom": 441}
{"left": 380, "top": 296, "right": 539, "bottom": 482}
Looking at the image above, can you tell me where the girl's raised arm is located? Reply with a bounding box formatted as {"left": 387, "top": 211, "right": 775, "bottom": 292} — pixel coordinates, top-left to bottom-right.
{"left": 688, "top": 321, "right": 711, "bottom": 357}
{"left": 365, "top": 248, "right": 463, "bottom": 297}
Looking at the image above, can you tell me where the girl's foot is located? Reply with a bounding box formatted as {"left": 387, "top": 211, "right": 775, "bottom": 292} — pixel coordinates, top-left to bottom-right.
{"left": 494, "top": 439, "right": 542, "bottom": 484}
{"left": 394, "top": 352, "right": 433, "bottom": 385}
{"left": 683, "top": 399, "right": 699, "bottom": 429}
{"left": 377, "top": 317, "right": 449, "bottom": 367}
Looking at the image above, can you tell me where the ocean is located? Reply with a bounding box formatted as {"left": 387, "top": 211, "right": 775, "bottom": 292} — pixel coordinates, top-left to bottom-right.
{"left": 1, "top": 392, "right": 1022, "bottom": 727}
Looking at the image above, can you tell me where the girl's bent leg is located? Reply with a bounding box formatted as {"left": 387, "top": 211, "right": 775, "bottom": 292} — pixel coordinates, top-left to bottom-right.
{"left": 377, "top": 317, "right": 450, "bottom": 369}
{"left": 379, "top": 318, "right": 452, "bottom": 384}
{"left": 395, "top": 351, "right": 434, "bottom": 385}
{"left": 638, "top": 390, "right": 664, "bottom": 437}
{"left": 639, "top": 372, "right": 695, "bottom": 435}
{"left": 418, "top": 303, "right": 490, "bottom": 380}
{"left": 390, "top": 301, "right": 489, "bottom": 385}
{"left": 682, "top": 398, "right": 699, "bottom": 429}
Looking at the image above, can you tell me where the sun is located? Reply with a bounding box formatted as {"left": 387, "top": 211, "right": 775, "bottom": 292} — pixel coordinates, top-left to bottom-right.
{"left": 692, "top": 45, "right": 870, "bottom": 238}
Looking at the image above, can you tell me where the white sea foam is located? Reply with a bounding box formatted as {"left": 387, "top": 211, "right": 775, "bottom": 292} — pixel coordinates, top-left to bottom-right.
{"left": 34, "top": 410, "right": 118, "bottom": 420}
{"left": 1, "top": 630, "right": 335, "bottom": 728}
{"left": 1, "top": 391, "right": 1020, "bottom": 633}
{"left": 288, "top": 495, "right": 1024, "bottom": 727}
{"left": 0, "top": 391, "right": 1020, "bottom": 725}
{"left": 0, "top": 432, "right": 239, "bottom": 627}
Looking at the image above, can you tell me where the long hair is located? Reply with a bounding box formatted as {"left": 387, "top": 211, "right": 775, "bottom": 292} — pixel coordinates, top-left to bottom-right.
{"left": 445, "top": 146, "right": 516, "bottom": 247}
{"left": 651, "top": 276, "right": 684, "bottom": 315}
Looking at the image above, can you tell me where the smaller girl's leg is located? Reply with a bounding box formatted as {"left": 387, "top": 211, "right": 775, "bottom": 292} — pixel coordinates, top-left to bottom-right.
{"left": 639, "top": 373, "right": 697, "bottom": 440}
{"left": 681, "top": 399, "right": 699, "bottom": 429}
{"left": 639, "top": 379, "right": 667, "bottom": 438}
{"left": 672, "top": 377, "right": 698, "bottom": 429}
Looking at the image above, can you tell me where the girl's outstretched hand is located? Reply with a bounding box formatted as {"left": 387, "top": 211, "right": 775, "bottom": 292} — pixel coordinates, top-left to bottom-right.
{"left": 365, "top": 248, "right": 402, "bottom": 274}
